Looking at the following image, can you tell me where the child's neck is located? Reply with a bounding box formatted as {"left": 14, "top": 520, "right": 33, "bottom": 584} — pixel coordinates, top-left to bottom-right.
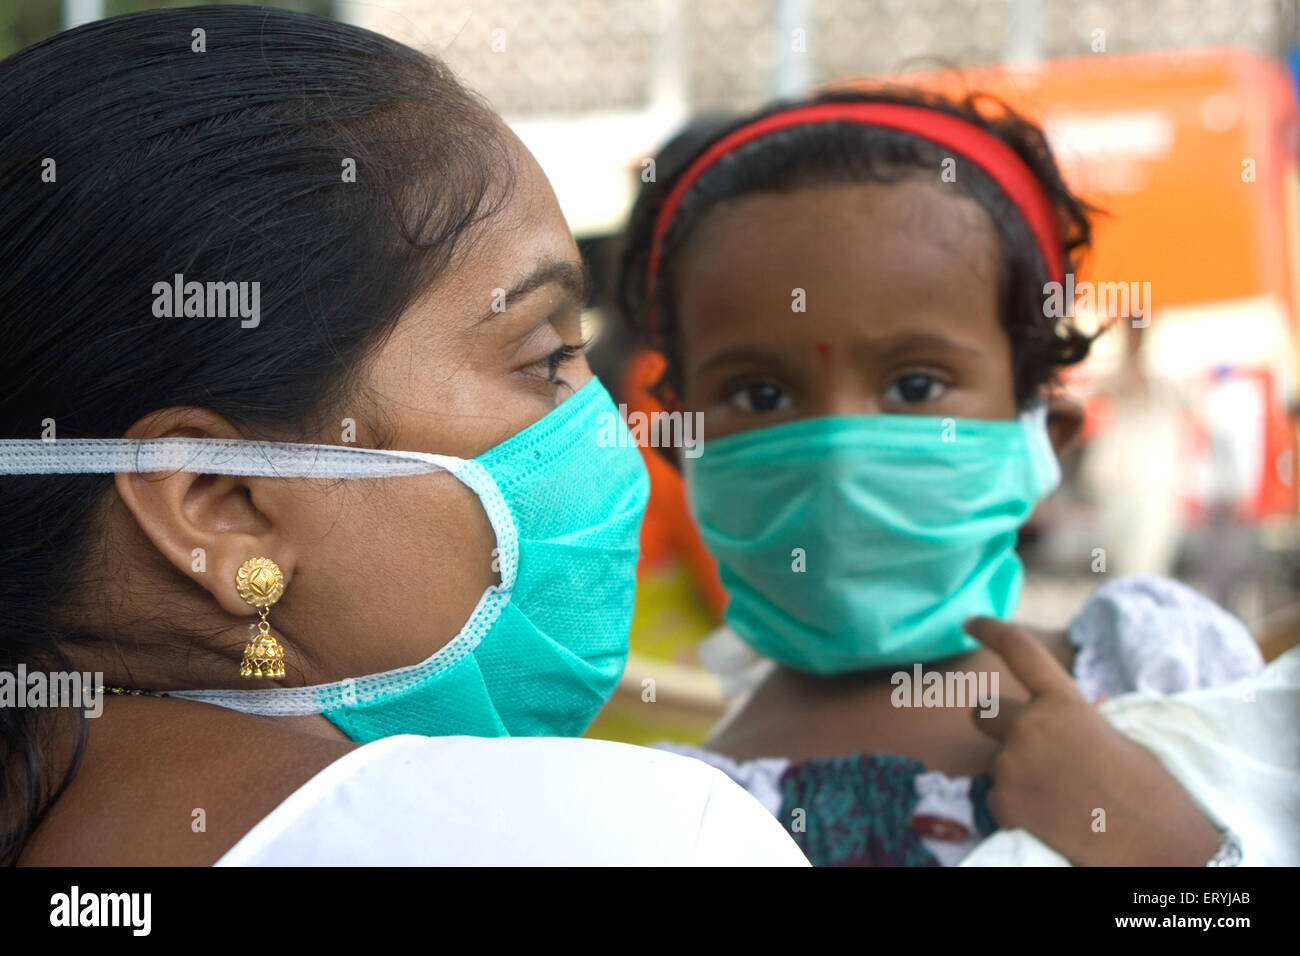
{"left": 705, "top": 632, "right": 1074, "bottom": 777}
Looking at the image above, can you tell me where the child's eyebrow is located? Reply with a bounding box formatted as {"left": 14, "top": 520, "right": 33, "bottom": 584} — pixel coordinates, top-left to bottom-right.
{"left": 690, "top": 345, "right": 792, "bottom": 377}
{"left": 864, "top": 332, "right": 984, "bottom": 361}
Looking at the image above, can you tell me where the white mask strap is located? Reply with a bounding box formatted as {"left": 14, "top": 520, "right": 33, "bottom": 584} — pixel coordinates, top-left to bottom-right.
{"left": 0, "top": 437, "right": 462, "bottom": 479}
{"left": 1018, "top": 404, "right": 1062, "bottom": 497}
{"left": 0, "top": 436, "right": 521, "bottom": 715}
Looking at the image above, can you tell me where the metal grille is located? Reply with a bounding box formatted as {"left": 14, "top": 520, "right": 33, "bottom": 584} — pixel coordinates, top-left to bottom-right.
{"left": 353, "top": 0, "right": 1287, "bottom": 117}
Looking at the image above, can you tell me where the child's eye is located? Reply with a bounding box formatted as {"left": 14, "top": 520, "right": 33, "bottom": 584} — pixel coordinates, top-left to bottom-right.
{"left": 884, "top": 373, "right": 947, "bottom": 404}
{"left": 728, "top": 381, "right": 791, "bottom": 413}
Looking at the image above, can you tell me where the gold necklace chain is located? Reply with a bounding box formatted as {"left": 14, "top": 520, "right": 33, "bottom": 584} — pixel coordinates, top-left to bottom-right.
{"left": 95, "top": 686, "right": 172, "bottom": 698}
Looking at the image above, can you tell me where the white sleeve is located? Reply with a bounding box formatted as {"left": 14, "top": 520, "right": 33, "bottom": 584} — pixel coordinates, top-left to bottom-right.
{"left": 959, "top": 828, "right": 1072, "bottom": 867}
{"left": 692, "top": 768, "right": 809, "bottom": 866}
{"left": 216, "top": 734, "right": 809, "bottom": 866}
{"left": 963, "top": 645, "right": 1300, "bottom": 867}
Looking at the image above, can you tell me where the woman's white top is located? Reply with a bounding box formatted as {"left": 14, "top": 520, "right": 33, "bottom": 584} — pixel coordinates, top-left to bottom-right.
{"left": 214, "top": 734, "right": 810, "bottom": 866}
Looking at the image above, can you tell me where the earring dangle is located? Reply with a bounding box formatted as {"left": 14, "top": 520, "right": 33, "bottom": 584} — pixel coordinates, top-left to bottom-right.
{"left": 235, "top": 556, "right": 287, "bottom": 678}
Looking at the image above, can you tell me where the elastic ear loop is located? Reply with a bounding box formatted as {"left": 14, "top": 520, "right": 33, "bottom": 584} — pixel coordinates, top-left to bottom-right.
{"left": 0, "top": 438, "right": 519, "bottom": 716}
{"left": 175, "top": 452, "right": 519, "bottom": 716}
{"left": 1019, "top": 403, "right": 1062, "bottom": 497}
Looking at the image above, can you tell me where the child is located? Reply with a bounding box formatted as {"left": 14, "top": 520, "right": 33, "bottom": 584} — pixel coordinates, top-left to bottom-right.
{"left": 617, "top": 86, "right": 1265, "bottom": 865}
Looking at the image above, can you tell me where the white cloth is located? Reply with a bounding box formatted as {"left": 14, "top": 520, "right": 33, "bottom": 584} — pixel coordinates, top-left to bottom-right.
{"left": 912, "top": 772, "right": 984, "bottom": 866}
{"left": 1068, "top": 575, "right": 1264, "bottom": 702}
{"left": 697, "top": 628, "right": 775, "bottom": 699}
{"left": 961, "top": 644, "right": 1300, "bottom": 867}
{"left": 215, "top": 735, "right": 809, "bottom": 866}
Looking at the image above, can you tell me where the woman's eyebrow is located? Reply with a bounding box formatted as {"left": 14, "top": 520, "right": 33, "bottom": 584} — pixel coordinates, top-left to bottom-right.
{"left": 476, "top": 259, "right": 590, "bottom": 323}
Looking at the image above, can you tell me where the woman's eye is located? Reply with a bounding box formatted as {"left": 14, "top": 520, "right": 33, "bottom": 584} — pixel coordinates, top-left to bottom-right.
{"left": 523, "top": 342, "right": 584, "bottom": 388}
{"left": 884, "top": 373, "right": 947, "bottom": 404}
{"left": 728, "top": 382, "right": 791, "bottom": 413}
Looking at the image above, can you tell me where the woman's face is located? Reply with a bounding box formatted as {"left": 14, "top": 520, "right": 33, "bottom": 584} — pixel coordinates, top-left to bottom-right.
{"left": 672, "top": 177, "right": 1018, "bottom": 440}
{"left": 107, "top": 128, "right": 591, "bottom": 687}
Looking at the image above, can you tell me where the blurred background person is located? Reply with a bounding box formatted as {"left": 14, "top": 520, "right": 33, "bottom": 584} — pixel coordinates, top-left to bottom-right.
{"left": 1079, "top": 319, "right": 1191, "bottom": 577}
{"left": 1188, "top": 363, "right": 1268, "bottom": 614}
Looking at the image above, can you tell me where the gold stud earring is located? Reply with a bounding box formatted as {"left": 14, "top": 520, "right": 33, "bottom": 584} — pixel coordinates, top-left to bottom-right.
{"left": 235, "top": 556, "right": 286, "bottom": 679}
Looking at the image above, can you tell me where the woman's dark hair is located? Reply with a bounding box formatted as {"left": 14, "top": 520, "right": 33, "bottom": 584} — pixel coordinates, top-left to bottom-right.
{"left": 0, "top": 5, "right": 511, "bottom": 863}
{"left": 618, "top": 85, "right": 1099, "bottom": 408}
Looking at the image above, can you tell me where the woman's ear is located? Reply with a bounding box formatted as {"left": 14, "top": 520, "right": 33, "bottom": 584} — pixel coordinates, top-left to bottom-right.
{"left": 112, "top": 407, "right": 298, "bottom": 618}
{"left": 1044, "top": 393, "right": 1085, "bottom": 457}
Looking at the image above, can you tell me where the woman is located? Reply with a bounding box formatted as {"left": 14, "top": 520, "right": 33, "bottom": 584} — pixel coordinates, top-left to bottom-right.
{"left": 0, "top": 6, "right": 806, "bottom": 865}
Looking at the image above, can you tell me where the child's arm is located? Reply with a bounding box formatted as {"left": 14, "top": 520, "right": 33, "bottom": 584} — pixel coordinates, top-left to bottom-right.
{"left": 966, "top": 616, "right": 1224, "bottom": 867}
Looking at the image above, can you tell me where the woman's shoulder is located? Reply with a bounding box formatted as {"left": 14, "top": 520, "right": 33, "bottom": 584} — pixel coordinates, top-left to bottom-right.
{"left": 22, "top": 698, "right": 806, "bottom": 866}
{"left": 216, "top": 734, "right": 812, "bottom": 866}
{"left": 18, "top": 698, "right": 358, "bottom": 866}
{"left": 217, "top": 734, "right": 809, "bottom": 866}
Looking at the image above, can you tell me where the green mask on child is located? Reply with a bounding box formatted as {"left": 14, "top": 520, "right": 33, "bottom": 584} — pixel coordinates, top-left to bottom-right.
{"left": 686, "top": 407, "right": 1060, "bottom": 674}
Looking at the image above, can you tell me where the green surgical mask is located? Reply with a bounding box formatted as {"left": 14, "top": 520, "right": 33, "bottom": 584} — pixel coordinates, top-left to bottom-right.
{"left": 685, "top": 407, "right": 1060, "bottom": 675}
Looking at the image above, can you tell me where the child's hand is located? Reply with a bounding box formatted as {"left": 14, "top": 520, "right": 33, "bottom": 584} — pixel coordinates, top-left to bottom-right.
{"left": 964, "top": 616, "right": 1224, "bottom": 866}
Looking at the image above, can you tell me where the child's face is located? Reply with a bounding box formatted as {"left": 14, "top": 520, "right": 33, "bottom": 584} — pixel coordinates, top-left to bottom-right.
{"left": 673, "top": 177, "right": 1019, "bottom": 440}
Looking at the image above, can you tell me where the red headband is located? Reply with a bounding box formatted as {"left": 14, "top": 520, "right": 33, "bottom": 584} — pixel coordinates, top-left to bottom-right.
{"left": 645, "top": 101, "right": 1064, "bottom": 336}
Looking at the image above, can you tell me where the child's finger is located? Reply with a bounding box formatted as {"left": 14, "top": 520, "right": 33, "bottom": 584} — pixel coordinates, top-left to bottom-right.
{"left": 970, "top": 695, "right": 1026, "bottom": 742}
{"left": 963, "top": 615, "right": 1083, "bottom": 701}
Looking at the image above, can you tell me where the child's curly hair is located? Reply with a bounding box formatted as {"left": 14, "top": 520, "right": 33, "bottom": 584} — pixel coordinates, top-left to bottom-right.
{"left": 617, "top": 85, "right": 1100, "bottom": 408}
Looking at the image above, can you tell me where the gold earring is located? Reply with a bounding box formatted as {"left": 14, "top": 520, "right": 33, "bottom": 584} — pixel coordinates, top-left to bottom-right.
{"left": 235, "top": 556, "right": 286, "bottom": 679}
